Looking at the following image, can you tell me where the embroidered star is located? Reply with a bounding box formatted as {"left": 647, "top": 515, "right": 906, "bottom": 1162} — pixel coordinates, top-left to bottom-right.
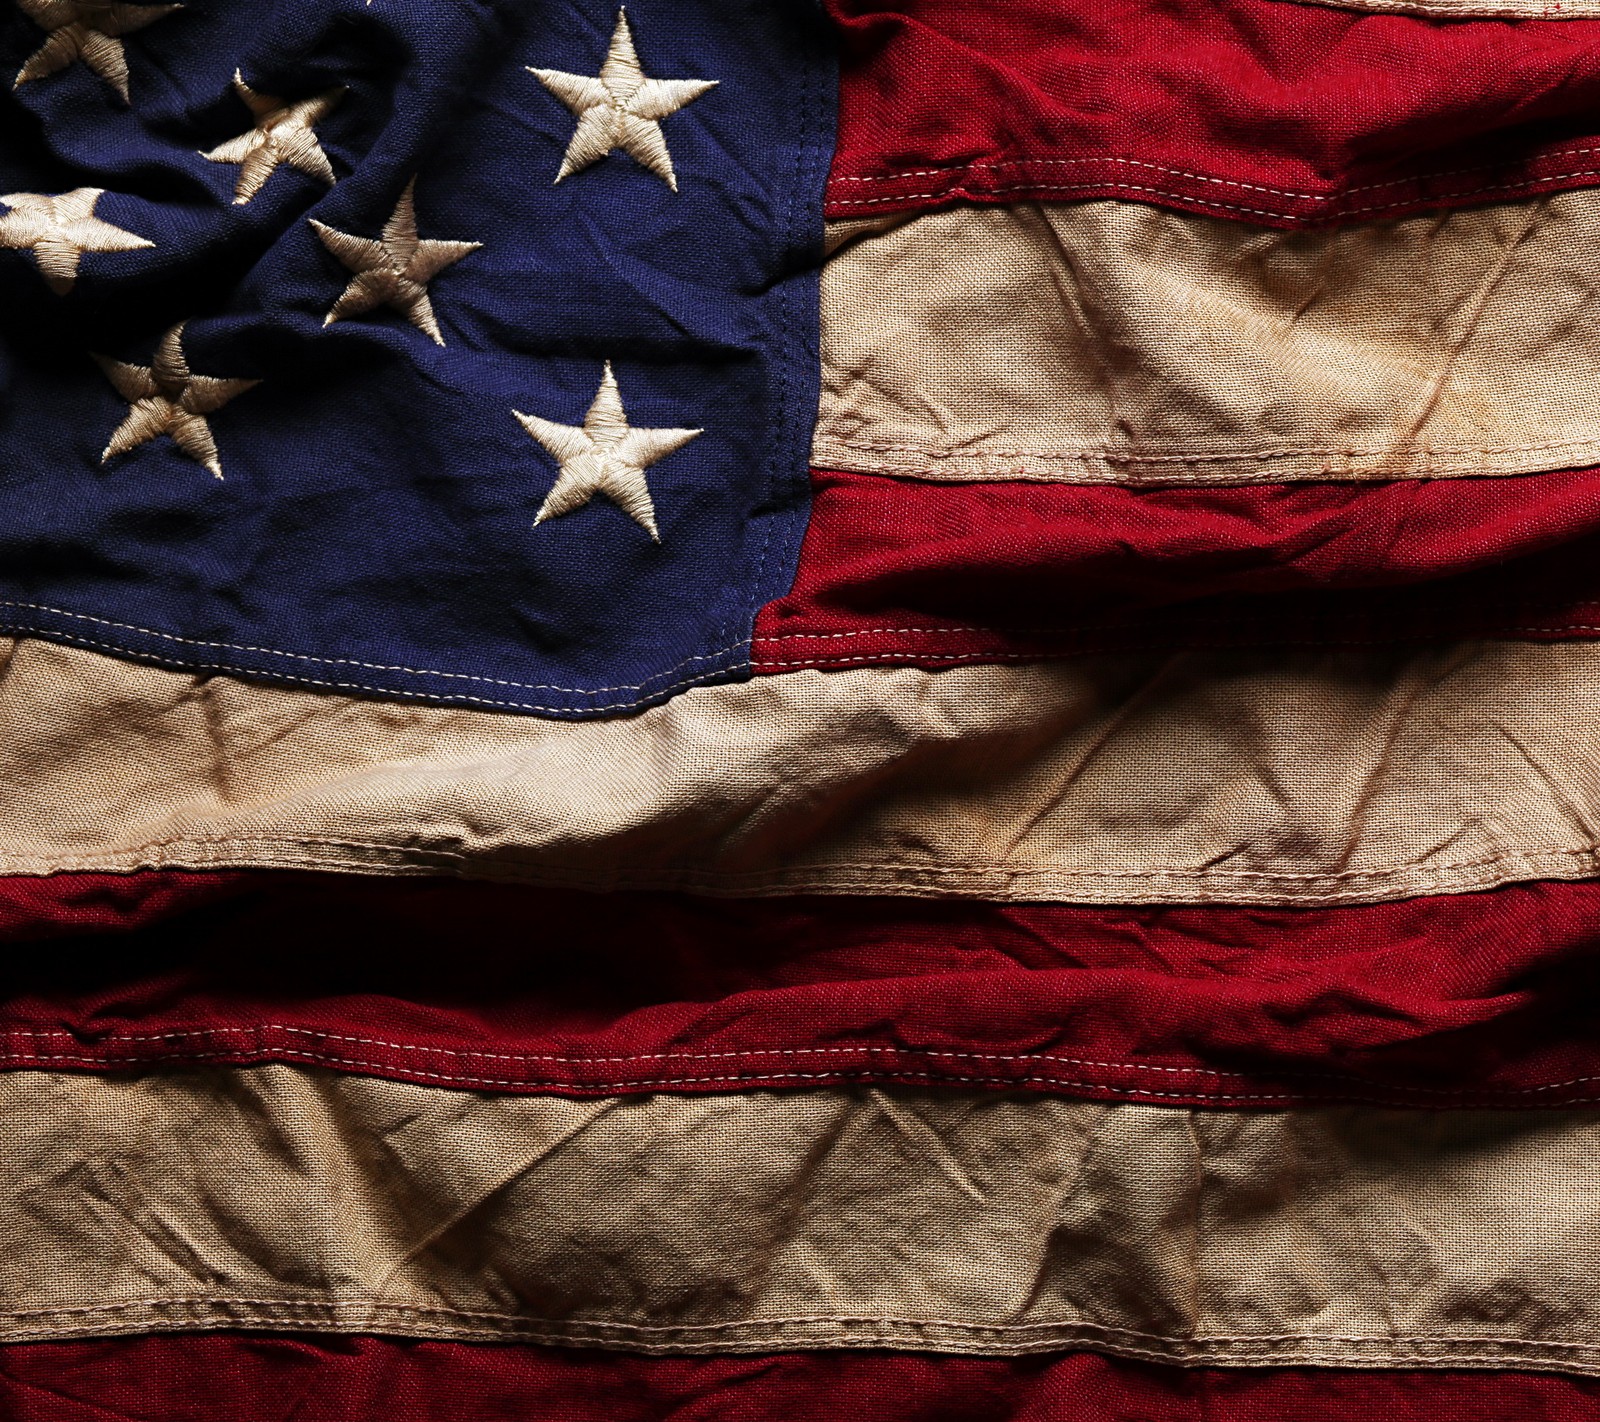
{"left": 514, "top": 363, "right": 700, "bottom": 542}
{"left": 13, "top": 0, "right": 180, "bottom": 104}
{"left": 201, "top": 70, "right": 345, "bottom": 206}
{"left": 0, "top": 188, "right": 152, "bottom": 293}
{"left": 95, "top": 322, "right": 259, "bottom": 479}
{"left": 529, "top": 8, "right": 717, "bottom": 191}
{"left": 310, "top": 178, "right": 480, "bottom": 346}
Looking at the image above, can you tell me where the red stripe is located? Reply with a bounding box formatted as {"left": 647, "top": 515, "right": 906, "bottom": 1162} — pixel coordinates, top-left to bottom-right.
{"left": 7, "top": 869, "right": 1600, "bottom": 1108}
{"left": 753, "top": 469, "right": 1600, "bottom": 672}
{"left": 4, "top": 1336, "right": 1599, "bottom": 1420}
{"left": 825, "top": 0, "right": 1600, "bottom": 225}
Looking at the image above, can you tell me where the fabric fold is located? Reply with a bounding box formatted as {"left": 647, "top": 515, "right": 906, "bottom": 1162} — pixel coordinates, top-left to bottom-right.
{"left": 823, "top": 0, "right": 1600, "bottom": 224}
{"left": 11, "top": 871, "right": 1600, "bottom": 1108}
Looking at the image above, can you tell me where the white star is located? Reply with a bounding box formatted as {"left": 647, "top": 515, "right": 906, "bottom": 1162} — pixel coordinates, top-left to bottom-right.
{"left": 95, "top": 322, "right": 259, "bottom": 479}
{"left": 12, "top": 0, "right": 180, "bottom": 104}
{"left": 515, "top": 362, "right": 700, "bottom": 542}
{"left": 201, "top": 70, "right": 345, "bottom": 206}
{"left": 528, "top": 8, "right": 716, "bottom": 191}
{"left": 0, "top": 187, "right": 151, "bottom": 292}
{"left": 310, "top": 177, "right": 481, "bottom": 345}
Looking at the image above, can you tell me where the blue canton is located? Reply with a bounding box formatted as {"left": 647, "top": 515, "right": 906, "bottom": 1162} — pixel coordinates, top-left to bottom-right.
{"left": 0, "top": 0, "right": 834, "bottom": 716}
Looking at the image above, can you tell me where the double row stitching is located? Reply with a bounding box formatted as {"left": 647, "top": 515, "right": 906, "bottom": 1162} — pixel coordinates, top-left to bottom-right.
{"left": 826, "top": 152, "right": 1600, "bottom": 223}
{"left": 10, "top": 1024, "right": 1600, "bottom": 1102}
{"left": 4, "top": 832, "right": 1600, "bottom": 889}
{"left": 830, "top": 144, "right": 1600, "bottom": 199}
{"left": 813, "top": 434, "right": 1600, "bottom": 463}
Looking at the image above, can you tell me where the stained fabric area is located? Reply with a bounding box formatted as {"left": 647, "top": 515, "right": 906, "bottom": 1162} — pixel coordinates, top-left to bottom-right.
{"left": 6, "top": 635, "right": 1600, "bottom": 905}
{"left": 818, "top": 195, "right": 1600, "bottom": 484}
{"left": 2, "top": 1066, "right": 1600, "bottom": 1369}
{"left": 9, "top": 0, "right": 1600, "bottom": 1415}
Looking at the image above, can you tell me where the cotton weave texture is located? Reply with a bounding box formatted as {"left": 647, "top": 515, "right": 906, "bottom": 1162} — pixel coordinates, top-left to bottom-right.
{"left": 3, "top": 0, "right": 1600, "bottom": 1418}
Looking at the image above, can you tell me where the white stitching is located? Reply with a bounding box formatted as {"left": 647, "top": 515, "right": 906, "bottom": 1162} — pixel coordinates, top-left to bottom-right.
{"left": 831, "top": 184, "right": 1318, "bottom": 219}
{"left": 813, "top": 434, "right": 1600, "bottom": 464}
{"left": 1283, "top": 0, "right": 1600, "bottom": 12}
{"left": 827, "top": 168, "right": 1600, "bottom": 222}
{"left": 754, "top": 620, "right": 1600, "bottom": 642}
{"left": 1, "top": 626, "right": 735, "bottom": 714}
{"left": 829, "top": 146, "right": 1600, "bottom": 199}
{"left": 0, "top": 600, "right": 741, "bottom": 698}
{"left": 6, "top": 1025, "right": 1600, "bottom": 1102}
{"left": 6, "top": 830, "right": 1600, "bottom": 887}
{"left": 0, "top": 1046, "right": 1580, "bottom": 1105}
{"left": 11, "top": 1294, "right": 1600, "bottom": 1356}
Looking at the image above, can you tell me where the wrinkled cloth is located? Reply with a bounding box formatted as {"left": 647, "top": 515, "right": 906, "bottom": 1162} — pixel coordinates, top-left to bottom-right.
{"left": 0, "top": 0, "right": 832, "bottom": 716}
{"left": 4, "top": 872, "right": 1600, "bottom": 1107}
{"left": 818, "top": 196, "right": 1600, "bottom": 484}
{"left": 6, "top": 636, "right": 1600, "bottom": 904}
{"left": 823, "top": 0, "right": 1600, "bottom": 223}
{"left": 1, "top": 1066, "right": 1600, "bottom": 1366}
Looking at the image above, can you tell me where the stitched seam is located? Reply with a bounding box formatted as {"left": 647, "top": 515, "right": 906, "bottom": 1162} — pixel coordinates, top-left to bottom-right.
{"left": 1296, "top": 0, "right": 1600, "bottom": 10}
{"left": 7, "top": 1054, "right": 1593, "bottom": 1106}
{"left": 813, "top": 436, "right": 1600, "bottom": 463}
{"left": 754, "top": 642, "right": 1574, "bottom": 669}
{"left": 0, "top": 626, "right": 736, "bottom": 714}
{"left": 0, "top": 1053, "right": 1472, "bottom": 1101}
{"left": 3, "top": 832, "right": 1598, "bottom": 886}
{"left": 1314, "top": 1, "right": 1600, "bottom": 10}
{"left": 829, "top": 146, "right": 1600, "bottom": 198}
{"left": 9, "top": 1026, "right": 1600, "bottom": 1100}
{"left": 825, "top": 170, "right": 1600, "bottom": 221}
{"left": 0, "top": 601, "right": 737, "bottom": 697}
{"left": 12, "top": 1321, "right": 1596, "bottom": 1365}
{"left": 751, "top": 636, "right": 1566, "bottom": 666}
{"left": 755, "top": 619, "right": 1600, "bottom": 642}
{"left": 10, "top": 852, "right": 1574, "bottom": 906}
{"left": 4, "top": 1296, "right": 1599, "bottom": 1352}
{"left": 827, "top": 147, "right": 1600, "bottom": 200}
{"left": 721, "top": 0, "right": 820, "bottom": 686}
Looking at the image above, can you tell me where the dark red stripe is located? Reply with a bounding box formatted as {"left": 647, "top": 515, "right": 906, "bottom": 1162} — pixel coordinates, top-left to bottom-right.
{"left": 4, "top": 1336, "right": 1599, "bottom": 1420}
{"left": 7, "top": 869, "right": 1600, "bottom": 1107}
{"left": 825, "top": 0, "right": 1600, "bottom": 225}
{"left": 753, "top": 469, "right": 1600, "bottom": 672}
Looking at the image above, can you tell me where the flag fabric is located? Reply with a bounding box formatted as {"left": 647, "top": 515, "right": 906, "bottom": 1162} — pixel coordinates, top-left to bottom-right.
{"left": 5, "top": 0, "right": 1600, "bottom": 1417}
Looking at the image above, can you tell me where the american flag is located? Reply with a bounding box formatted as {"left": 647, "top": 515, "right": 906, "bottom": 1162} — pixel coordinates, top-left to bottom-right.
{"left": 1, "top": 0, "right": 1599, "bottom": 1415}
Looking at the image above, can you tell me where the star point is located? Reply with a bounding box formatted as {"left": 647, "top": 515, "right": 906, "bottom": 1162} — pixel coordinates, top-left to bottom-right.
{"left": 0, "top": 187, "right": 152, "bottom": 293}
{"left": 95, "top": 322, "right": 259, "bottom": 479}
{"left": 311, "top": 177, "right": 481, "bottom": 345}
{"left": 529, "top": 8, "right": 717, "bottom": 191}
{"left": 201, "top": 69, "right": 345, "bottom": 206}
{"left": 515, "top": 362, "right": 700, "bottom": 542}
{"left": 13, "top": 0, "right": 181, "bottom": 103}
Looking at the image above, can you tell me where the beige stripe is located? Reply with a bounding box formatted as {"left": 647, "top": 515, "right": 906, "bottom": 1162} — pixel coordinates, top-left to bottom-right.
{"left": 8, "top": 635, "right": 1600, "bottom": 905}
{"left": 816, "top": 190, "right": 1600, "bottom": 484}
{"left": 1278, "top": 0, "right": 1599, "bottom": 16}
{"left": 5, "top": 1065, "right": 1600, "bottom": 1367}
